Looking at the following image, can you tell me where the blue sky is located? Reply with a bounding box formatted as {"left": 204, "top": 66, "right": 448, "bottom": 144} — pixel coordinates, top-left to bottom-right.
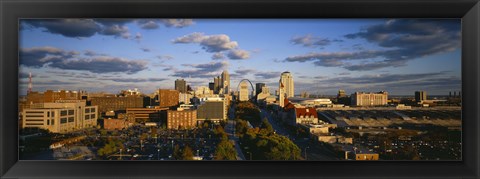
{"left": 19, "top": 19, "right": 461, "bottom": 96}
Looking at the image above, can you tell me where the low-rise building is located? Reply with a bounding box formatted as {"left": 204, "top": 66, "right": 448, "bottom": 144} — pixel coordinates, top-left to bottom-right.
{"left": 126, "top": 107, "right": 167, "bottom": 123}
{"left": 313, "top": 134, "right": 353, "bottom": 144}
{"left": 283, "top": 101, "right": 319, "bottom": 126}
{"left": 91, "top": 96, "right": 143, "bottom": 114}
{"left": 395, "top": 104, "right": 412, "bottom": 110}
{"left": 103, "top": 118, "right": 130, "bottom": 130}
{"left": 353, "top": 153, "right": 379, "bottom": 160}
{"left": 288, "top": 97, "right": 333, "bottom": 107}
{"left": 179, "top": 92, "right": 194, "bottom": 105}
{"left": 22, "top": 100, "right": 97, "bottom": 133}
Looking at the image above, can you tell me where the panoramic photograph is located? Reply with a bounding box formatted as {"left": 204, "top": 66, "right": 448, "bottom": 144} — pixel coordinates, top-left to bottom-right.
{"left": 18, "top": 19, "right": 461, "bottom": 161}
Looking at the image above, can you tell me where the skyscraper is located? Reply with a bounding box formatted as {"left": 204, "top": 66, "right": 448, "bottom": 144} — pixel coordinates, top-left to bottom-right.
{"left": 255, "top": 83, "right": 266, "bottom": 96}
{"left": 214, "top": 76, "right": 220, "bottom": 94}
{"left": 337, "top": 90, "right": 346, "bottom": 98}
{"left": 279, "top": 71, "right": 294, "bottom": 98}
{"left": 239, "top": 81, "right": 249, "bottom": 101}
{"left": 415, "top": 91, "right": 427, "bottom": 102}
{"left": 221, "top": 70, "right": 230, "bottom": 94}
{"left": 157, "top": 89, "right": 180, "bottom": 108}
{"left": 175, "top": 79, "right": 187, "bottom": 93}
{"left": 208, "top": 82, "right": 215, "bottom": 91}
{"left": 278, "top": 82, "right": 285, "bottom": 107}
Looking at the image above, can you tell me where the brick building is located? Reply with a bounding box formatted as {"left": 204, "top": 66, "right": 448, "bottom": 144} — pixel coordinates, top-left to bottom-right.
{"left": 167, "top": 109, "right": 197, "bottom": 129}
{"left": 103, "top": 118, "right": 130, "bottom": 130}
{"left": 157, "top": 89, "right": 180, "bottom": 108}
{"left": 90, "top": 96, "right": 144, "bottom": 114}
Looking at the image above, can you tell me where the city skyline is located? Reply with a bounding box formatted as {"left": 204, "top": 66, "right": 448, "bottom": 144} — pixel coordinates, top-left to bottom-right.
{"left": 19, "top": 19, "right": 461, "bottom": 96}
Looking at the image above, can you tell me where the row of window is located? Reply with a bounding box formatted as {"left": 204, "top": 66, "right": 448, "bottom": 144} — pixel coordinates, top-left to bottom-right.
{"left": 85, "top": 108, "right": 96, "bottom": 113}
{"left": 25, "top": 123, "right": 43, "bottom": 126}
{"left": 46, "top": 119, "right": 55, "bottom": 125}
{"left": 25, "top": 111, "right": 44, "bottom": 114}
{"left": 85, "top": 114, "right": 96, "bottom": 119}
{"left": 60, "top": 118, "right": 67, "bottom": 124}
{"left": 25, "top": 119, "right": 44, "bottom": 122}
{"left": 25, "top": 115, "right": 45, "bottom": 118}
{"left": 47, "top": 111, "right": 55, "bottom": 117}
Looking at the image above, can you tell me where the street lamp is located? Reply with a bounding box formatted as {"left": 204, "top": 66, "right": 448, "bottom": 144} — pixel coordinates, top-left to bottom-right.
{"left": 119, "top": 149, "right": 122, "bottom": 160}
{"left": 157, "top": 149, "right": 160, "bottom": 160}
{"left": 304, "top": 147, "right": 309, "bottom": 160}
{"left": 246, "top": 152, "right": 252, "bottom": 160}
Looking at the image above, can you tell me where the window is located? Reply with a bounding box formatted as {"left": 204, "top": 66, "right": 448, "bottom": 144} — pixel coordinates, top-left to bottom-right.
{"left": 25, "top": 115, "right": 45, "bottom": 117}
{"left": 61, "top": 118, "right": 67, "bottom": 124}
{"left": 47, "top": 120, "right": 50, "bottom": 125}
{"left": 91, "top": 108, "right": 96, "bottom": 112}
{"left": 47, "top": 111, "right": 50, "bottom": 117}
{"left": 85, "top": 108, "right": 90, "bottom": 113}
{"left": 61, "top": 110, "right": 67, "bottom": 116}
{"left": 91, "top": 114, "right": 95, "bottom": 119}
{"left": 85, "top": 115, "right": 90, "bottom": 119}
{"left": 51, "top": 119, "right": 55, "bottom": 125}
{"left": 52, "top": 111, "right": 55, "bottom": 117}
{"left": 68, "top": 117, "right": 74, "bottom": 122}
{"left": 68, "top": 110, "right": 74, "bottom": 115}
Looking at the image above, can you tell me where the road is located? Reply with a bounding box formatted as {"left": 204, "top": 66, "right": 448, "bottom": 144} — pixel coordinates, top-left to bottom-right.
{"left": 260, "top": 108, "right": 339, "bottom": 161}
{"left": 225, "top": 104, "right": 246, "bottom": 160}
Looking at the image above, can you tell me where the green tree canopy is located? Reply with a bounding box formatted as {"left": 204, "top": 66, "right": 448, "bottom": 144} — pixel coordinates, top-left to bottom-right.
{"left": 182, "top": 145, "right": 194, "bottom": 160}
{"left": 214, "top": 140, "right": 237, "bottom": 160}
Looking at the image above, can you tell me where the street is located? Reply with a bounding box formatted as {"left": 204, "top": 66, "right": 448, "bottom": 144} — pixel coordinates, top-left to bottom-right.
{"left": 226, "top": 104, "right": 246, "bottom": 160}
{"left": 260, "top": 108, "right": 339, "bottom": 160}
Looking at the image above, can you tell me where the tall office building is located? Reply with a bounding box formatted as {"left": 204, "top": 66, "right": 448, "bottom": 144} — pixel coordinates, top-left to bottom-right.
{"left": 214, "top": 76, "right": 220, "bottom": 94}
{"left": 279, "top": 82, "right": 285, "bottom": 107}
{"left": 337, "top": 90, "right": 346, "bottom": 98}
{"left": 208, "top": 82, "right": 215, "bottom": 91}
{"left": 221, "top": 70, "right": 230, "bottom": 94}
{"left": 175, "top": 79, "right": 187, "bottom": 93}
{"left": 239, "top": 80, "right": 249, "bottom": 101}
{"left": 279, "top": 71, "right": 294, "bottom": 98}
{"left": 351, "top": 91, "right": 388, "bottom": 106}
{"left": 415, "top": 91, "right": 427, "bottom": 102}
{"left": 255, "top": 83, "right": 266, "bottom": 96}
{"left": 157, "top": 89, "right": 180, "bottom": 108}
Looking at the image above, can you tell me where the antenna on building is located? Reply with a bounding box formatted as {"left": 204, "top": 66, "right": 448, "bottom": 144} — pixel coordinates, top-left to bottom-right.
{"left": 28, "top": 72, "right": 33, "bottom": 94}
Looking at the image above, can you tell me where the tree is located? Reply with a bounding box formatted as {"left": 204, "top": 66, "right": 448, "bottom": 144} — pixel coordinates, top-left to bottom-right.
{"left": 97, "top": 138, "right": 124, "bottom": 158}
{"left": 182, "top": 145, "right": 194, "bottom": 160}
{"left": 238, "top": 120, "right": 301, "bottom": 160}
{"left": 214, "top": 140, "right": 237, "bottom": 160}
{"left": 235, "top": 119, "right": 248, "bottom": 136}
{"left": 260, "top": 118, "right": 274, "bottom": 134}
{"left": 173, "top": 144, "right": 182, "bottom": 160}
{"left": 214, "top": 125, "right": 228, "bottom": 141}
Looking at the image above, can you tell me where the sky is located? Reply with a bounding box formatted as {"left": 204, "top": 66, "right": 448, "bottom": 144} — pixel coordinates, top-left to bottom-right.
{"left": 19, "top": 19, "right": 462, "bottom": 96}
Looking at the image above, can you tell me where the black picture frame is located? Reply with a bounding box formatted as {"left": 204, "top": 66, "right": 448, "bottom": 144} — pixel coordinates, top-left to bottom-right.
{"left": 1, "top": 0, "right": 479, "bottom": 178}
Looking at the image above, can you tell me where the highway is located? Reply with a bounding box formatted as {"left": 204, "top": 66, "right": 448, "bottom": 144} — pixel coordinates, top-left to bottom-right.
{"left": 260, "top": 108, "right": 339, "bottom": 161}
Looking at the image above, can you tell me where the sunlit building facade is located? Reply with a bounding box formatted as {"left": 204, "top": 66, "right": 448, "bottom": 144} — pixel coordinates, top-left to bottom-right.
{"left": 351, "top": 91, "right": 388, "bottom": 106}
